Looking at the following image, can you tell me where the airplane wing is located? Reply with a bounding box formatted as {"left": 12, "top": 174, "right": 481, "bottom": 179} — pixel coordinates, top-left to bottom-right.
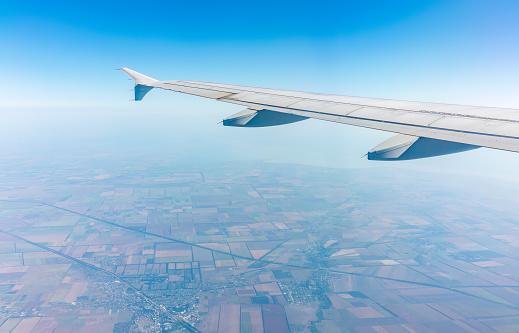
{"left": 120, "top": 67, "right": 519, "bottom": 161}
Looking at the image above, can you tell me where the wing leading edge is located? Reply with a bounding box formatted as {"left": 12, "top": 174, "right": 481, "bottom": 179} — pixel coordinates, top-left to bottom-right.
{"left": 120, "top": 67, "right": 519, "bottom": 161}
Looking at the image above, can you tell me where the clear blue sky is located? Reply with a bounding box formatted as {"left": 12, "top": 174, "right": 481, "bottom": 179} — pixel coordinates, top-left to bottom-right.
{"left": 2, "top": 0, "right": 519, "bottom": 177}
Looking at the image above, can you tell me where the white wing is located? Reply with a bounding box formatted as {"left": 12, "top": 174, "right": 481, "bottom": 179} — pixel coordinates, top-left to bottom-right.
{"left": 120, "top": 68, "right": 519, "bottom": 161}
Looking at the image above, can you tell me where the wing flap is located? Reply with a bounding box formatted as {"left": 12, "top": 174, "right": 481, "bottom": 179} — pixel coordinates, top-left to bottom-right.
{"left": 347, "top": 107, "right": 444, "bottom": 127}
{"left": 286, "top": 100, "right": 363, "bottom": 115}
{"left": 428, "top": 116, "right": 519, "bottom": 137}
{"left": 226, "top": 92, "right": 302, "bottom": 107}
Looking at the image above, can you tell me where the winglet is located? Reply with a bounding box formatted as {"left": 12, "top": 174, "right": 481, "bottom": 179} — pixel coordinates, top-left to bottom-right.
{"left": 120, "top": 68, "right": 158, "bottom": 101}
{"left": 120, "top": 68, "right": 157, "bottom": 85}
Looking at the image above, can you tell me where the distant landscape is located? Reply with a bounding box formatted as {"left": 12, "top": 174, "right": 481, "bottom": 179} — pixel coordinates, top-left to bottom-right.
{"left": 1, "top": 148, "right": 519, "bottom": 332}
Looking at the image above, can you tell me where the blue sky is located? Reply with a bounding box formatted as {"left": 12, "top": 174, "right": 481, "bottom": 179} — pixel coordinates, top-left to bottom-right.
{"left": 2, "top": 0, "right": 519, "bottom": 177}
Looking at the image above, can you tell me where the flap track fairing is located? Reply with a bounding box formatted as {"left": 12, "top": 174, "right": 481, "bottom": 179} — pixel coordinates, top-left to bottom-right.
{"left": 368, "top": 134, "right": 479, "bottom": 161}
{"left": 223, "top": 109, "right": 308, "bottom": 127}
